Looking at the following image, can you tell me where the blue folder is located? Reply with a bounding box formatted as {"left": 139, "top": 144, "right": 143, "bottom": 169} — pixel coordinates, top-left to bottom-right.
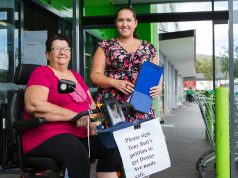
{"left": 129, "top": 61, "right": 163, "bottom": 113}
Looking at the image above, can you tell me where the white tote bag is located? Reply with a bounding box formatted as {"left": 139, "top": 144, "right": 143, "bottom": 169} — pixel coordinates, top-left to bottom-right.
{"left": 113, "top": 118, "right": 171, "bottom": 178}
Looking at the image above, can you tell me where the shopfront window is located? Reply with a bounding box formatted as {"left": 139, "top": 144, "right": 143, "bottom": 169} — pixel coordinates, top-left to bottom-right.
{"left": 214, "top": 0, "right": 228, "bottom": 11}
{"left": 0, "top": 0, "right": 20, "bottom": 102}
{"left": 0, "top": 28, "right": 8, "bottom": 83}
{"left": 84, "top": 32, "right": 100, "bottom": 88}
{"left": 0, "top": 10, "right": 10, "bottom": 83}
{"left": 214, "top": 24, "right": 228, "bottom": 88}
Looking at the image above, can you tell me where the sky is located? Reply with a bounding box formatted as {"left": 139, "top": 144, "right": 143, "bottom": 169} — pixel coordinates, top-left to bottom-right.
{"left": 175, "top": 2, "right": 229, "bottom": 56}
{"left": 177, "top": 21, "right": 229, "bottom": 56}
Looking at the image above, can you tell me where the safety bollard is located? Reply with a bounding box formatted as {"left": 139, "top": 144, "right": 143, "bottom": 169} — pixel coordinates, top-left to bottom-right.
{"left": 215, "top": 87, "right": 229, "bottom": 178}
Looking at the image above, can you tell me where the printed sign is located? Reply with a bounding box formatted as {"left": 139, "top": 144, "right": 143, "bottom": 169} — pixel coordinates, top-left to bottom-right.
{"left": 113, "top": 118, "right": 171, "bottom": 178}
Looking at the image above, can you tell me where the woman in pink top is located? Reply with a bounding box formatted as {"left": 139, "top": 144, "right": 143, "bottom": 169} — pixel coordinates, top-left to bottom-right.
{"left": 23, "top": 34, "right": 121, "bottom": 178}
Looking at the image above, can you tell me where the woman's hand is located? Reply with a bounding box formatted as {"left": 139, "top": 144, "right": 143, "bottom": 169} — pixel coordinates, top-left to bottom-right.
{"left": 112, "top": 79, "right": 134, "bottom": 95}
{"left": 89, "top": 121, "right": 101, "bottom": 135}
{"left": 76, "top": 115, "right": 90, "bottom": 127}
{"left": 149, "top": 86, "right": 161, "bottom": 98}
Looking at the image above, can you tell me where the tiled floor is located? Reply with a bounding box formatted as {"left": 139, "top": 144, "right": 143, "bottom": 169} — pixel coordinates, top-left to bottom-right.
{"left": 0, "top": 103, "right": 234, "bottom": 178}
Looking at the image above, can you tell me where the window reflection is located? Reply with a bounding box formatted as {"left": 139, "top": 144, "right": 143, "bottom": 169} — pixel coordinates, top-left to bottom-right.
{"left": 214, "top": 1, "right": 228, "bottom": 11}
{"left": 0, "top": 1, "right": 20, "bottom": 102}
{"left": 170, "top": 2, "right": 212, "bottom": 13}
{"left": 0, "top": 22, "right": 8, "bottom": 82}
{"left": 0, "top": 11, "right": 7, "bottom": 20}
{"left": 84, "top": 32, "right": 100, "bottom": 87}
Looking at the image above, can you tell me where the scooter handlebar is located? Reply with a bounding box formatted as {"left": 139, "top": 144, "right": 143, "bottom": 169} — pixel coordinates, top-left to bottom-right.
{"left": 71, "top": 108, "right": 100, "bottom": 126}
{"left": 71, "top": 102, "right": 135, "bottom": 126}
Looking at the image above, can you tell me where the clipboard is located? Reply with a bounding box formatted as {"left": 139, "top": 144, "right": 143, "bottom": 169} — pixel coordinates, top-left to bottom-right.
{"left": 129, "top": 61, "right": 163, "bottom": 113}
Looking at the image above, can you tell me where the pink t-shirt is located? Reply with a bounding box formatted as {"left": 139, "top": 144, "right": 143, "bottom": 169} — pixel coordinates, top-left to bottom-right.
{"left": 22, "top": 66, "right": 91, "bottom": 154}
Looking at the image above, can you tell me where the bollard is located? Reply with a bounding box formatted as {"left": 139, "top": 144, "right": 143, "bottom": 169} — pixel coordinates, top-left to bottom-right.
{"left": 215, "top": 87, "right": 229, "bottom": 178}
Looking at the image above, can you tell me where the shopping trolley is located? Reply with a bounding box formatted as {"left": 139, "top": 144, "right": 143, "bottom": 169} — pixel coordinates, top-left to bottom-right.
{"left": 193, "top": 93, "right": 216, "bottom": 178}
{"left": 175, "top": 93, "right": 186, "bottom": 110}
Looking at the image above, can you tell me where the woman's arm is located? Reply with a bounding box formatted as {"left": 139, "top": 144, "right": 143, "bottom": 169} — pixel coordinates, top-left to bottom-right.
{"left": 24, "top": 85, "right": 78, "bottom": 122}
{"left": 86, "top": 90, "right": 96, "bottom": 109}
{"left": 90, "top": 47, "right": 114, "bottom": 88}
{"left": 90, "top": 47, "right": 134, "bottom": 94}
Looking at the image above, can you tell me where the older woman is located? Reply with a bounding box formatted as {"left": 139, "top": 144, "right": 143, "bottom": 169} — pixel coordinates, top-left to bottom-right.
{"left": 23, "top": 34, "right": 120, "bottom": 178}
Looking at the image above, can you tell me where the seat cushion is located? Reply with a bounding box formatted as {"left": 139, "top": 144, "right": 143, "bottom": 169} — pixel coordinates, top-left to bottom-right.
{"left": 23, "top": 157, "right": 61, "bottom": 170}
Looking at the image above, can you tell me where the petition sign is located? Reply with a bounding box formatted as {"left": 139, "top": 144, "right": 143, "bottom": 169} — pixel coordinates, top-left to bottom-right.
{"left": 113, "top": 118, "right": 170, "bottom": 178}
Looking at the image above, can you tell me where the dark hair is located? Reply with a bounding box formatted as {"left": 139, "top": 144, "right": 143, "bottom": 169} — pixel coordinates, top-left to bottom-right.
{"left": 45, "top": 33, "right": 72, "bottom": 52}
{"left": 115, "top": 6, "right": 137, "bottom": 20}
{"left": 115, "top": 6, "right": 138, "bottom": 38}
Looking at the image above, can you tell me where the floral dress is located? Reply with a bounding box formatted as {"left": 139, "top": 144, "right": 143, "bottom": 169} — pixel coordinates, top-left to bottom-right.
{"left": 94, "top": 38, "right": 157, "bottom": 122}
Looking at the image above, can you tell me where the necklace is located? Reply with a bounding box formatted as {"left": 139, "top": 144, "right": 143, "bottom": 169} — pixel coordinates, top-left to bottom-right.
{"left": 48, "top": 64, "right": 77, "bottom": 83}
{"left": 48, "top": 64, "right": 70, "bottom": 78}
{"left": 49, "top": 64, "right": 66, "bottom": 72}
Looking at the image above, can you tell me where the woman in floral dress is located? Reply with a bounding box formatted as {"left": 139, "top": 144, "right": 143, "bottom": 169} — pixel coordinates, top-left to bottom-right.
{"left": 90, "top": 7, "right": 160, "bottom": 122}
